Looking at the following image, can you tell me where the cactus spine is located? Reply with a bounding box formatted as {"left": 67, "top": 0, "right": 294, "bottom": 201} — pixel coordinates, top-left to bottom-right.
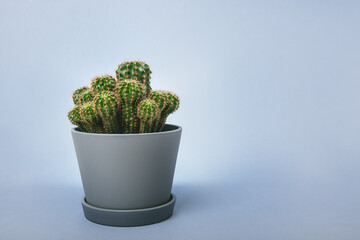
{"left": 116, "top": 61, "right": 152, "bottom": 96}
{"left": 94, "top": 91, "right": 121, "bottom": 133}
{"left": 116, "top": 79, "right": 146, "bottom": 133}
{"left": 137, "top": 99, "right": 159, "bottom": 133}
{"left": 68, "top": 61, "right": 180, "bottom": 134}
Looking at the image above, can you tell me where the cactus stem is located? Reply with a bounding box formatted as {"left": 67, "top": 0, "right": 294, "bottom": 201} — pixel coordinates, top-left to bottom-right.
{"left": 137, "top": 99, "right": 159, "bottom": 133}
{"left": 116, "top": 79, "right": 146, "bottom": 133}
{"left": 94, "top": 91, "right": 121, "bottom": 133}
{"left": 157, "top": 92, "right": 180, "bottom": 131}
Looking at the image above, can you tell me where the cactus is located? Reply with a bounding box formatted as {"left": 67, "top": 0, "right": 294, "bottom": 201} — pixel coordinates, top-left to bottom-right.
{"left": 149, "top": 90, "right": 168, "bottom": 132}
{"left": 80, "top": 102, "right": 103, "bottom": 133}
{"left": 68, "top": 105, "right": 87, "bottom": 131}
{"left": 91, "top": 75, "right": 117, "bottom": 93}
{"left": 157, "top": 92, "right": 180, "bottom": 131}
{"left": 94, "top": 91, "right": 121, "bottom": 133}
{"left": 116, "top": 79, "right": 146, "bottom": 133}
{"left": 68, "top": 61, "right": 180, "bottom": 134}
{"left": 72, "top": 86, "right": 89, "bottom": 105}
{"left": 78, "top": 89, "right": 94, "bottom": 105}
{"left": 116, "top": 61, "right": 152, "bottom": 96}
{"left": 137, "top": 99, "right": 159, "bottom": 133}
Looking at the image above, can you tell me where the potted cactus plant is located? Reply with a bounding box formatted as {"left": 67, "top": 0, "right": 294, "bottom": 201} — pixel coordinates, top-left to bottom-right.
{"left": 68, "top": 61, "right": 181, "bottom": 227}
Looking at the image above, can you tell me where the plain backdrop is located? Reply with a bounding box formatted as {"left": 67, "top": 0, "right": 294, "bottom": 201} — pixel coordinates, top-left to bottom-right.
{"left": 0, "top": 0, "right": 359, "bottom": 239}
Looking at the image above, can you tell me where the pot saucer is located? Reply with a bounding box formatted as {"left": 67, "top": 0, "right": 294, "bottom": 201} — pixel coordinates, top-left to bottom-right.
{"left": 81, "top": 194, "right": 176, "bottom": 227}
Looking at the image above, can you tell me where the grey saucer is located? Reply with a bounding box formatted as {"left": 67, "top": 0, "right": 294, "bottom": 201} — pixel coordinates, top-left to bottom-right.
{"left": 81, "top": 194, "right": 176, "bottom": 227}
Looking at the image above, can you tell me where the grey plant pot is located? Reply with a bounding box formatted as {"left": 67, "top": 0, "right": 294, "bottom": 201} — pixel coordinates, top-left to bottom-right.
{"left": 71, "top": 124, "right": 182, "bottom": 226}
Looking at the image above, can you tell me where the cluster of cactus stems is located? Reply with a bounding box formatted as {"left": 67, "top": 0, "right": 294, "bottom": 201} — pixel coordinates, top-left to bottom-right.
{"left": 68, "top": 61, "right": 180, "bottom": 134}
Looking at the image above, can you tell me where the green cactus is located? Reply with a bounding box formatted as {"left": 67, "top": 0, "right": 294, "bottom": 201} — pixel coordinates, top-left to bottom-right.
{"left": 116, "top": 79, "right": 146, "bottom": 133}
{"left": 68, "top": 105, "right": 87, "bottom": 131}
{"left": 157, "top": 92, "right": 180, "bottom": 131}
{"left": 116, "top": 61, "right": 152, "bottom": 96}
{"left": 94, "top": 91, "right": 121, "bottom": 133}
{"left": 68, "top": 61, "right": 180, "bottom": 134}
{"left": 72, "top": 86, "right": 89, "bottom": 105}
{"left": 137, "top": 99, "right": 159, "bottom": 133}
{"left": 91, "top": 75, "right": 117, "bottom": 93}
{"left": 149, "top": 90, "right": 168, "bottom": 132}
{"left": 80, "top": 102, "right": 103, "bottom": 133}
{"left": 78, "top": 89, "right": 94, "bottom": 105}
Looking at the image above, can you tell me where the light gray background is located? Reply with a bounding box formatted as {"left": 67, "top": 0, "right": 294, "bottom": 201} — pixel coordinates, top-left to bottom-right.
{"left": 1, "top": 0, "right": 359, "bottom": 239}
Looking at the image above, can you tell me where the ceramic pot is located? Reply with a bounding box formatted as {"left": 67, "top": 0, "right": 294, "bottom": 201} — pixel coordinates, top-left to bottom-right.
{"left": 71, "top": 124, "right": 182, "bottom": 226}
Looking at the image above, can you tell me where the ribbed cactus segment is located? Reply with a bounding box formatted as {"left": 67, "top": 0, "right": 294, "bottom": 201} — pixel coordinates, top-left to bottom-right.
{"left": 116, "top": 79, "right": 146, "bottom": 133}
{"left": 149, "top": 90, "right": 168, "bottom": 132}
{"left": 91, "top": 75, "right": 116, "bottom": 93}
{"left": 116, "top": 79, "right": 146, "bottom": 103}
{"left": 150, "top": 90, "right": 168, "bottom": 110}
{"left": 157, "top": 92, "right": 180, "bottom": 131}
{"left": 68, "top": 106, "right": 86, "bottom": 131}
{"left": 137, "top": 99, "right": 159, "bottom": 133}
{"left": 165, "top": 92, "right": 180, "bottom": 113}
{"left": 78, "top": 89, "right": 94, "bottom": 105}
{"left": 80, "top": 102, "right": 103, "bottom": 133}
{"left": 116, "top": 61, "right": 152, "bottom": 96}
{"left": 94, "top": 91, "right": 120, "bottom": 133}
{"left": 72, "top": 86, "right": 89, "bottom": 105}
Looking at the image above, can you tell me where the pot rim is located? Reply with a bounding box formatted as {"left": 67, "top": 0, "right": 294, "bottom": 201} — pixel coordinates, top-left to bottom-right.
{"left": 71, "top": 123, "right": 182, "bottom": 136}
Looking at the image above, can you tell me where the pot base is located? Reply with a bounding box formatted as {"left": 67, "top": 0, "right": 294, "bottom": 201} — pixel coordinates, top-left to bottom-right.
{"left": 81, "top": 194, "right": 176, "bottom": 227}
